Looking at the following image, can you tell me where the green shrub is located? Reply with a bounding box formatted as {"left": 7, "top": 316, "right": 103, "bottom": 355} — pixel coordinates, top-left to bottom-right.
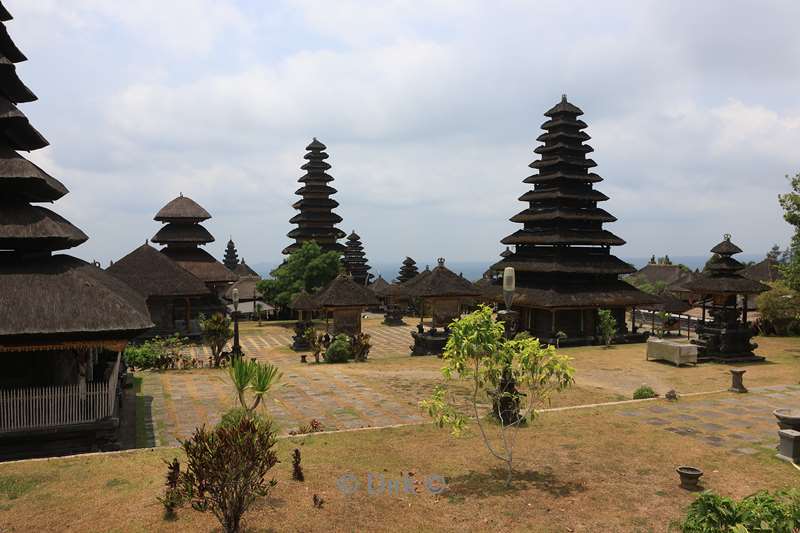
{"left": 597, "top": 309, "right": 617, "bottom": 347}
{"left": 124, "top": 334, "right": 190, "bottom": 371}
{"left": 217, "top": 408, "right": 270, "bottom": 431}
{"left": 324, "top": 334, "right": 352, "bottom": 363}
{"left": 680, "top": 489, "right": 800, "bottom": 533}
{"left": 633, "top": 384, "right": 657, "bottom": 399}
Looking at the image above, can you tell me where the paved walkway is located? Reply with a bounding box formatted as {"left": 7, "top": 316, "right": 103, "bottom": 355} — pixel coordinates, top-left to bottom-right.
{"left": 616, "top": 384, "right": 800, "bottom": 455}
{"left": 137, "top": 321, "right": 427, "bottom": 446}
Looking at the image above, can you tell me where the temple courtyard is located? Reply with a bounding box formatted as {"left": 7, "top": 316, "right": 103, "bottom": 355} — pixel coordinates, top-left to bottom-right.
{"left": 2, "top": 318, "right": 799, "bottom": 531}
{"left": 130, "top": 317, "right": 800, "bottom": 453}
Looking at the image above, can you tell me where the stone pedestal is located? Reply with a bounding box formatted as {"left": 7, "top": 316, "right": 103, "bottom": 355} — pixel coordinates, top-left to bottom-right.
{"left": 729, "top": 369, "right": 747, "bottom": 393}
{"left": 410, "top": 330, "right": 449, "bottom": 356}
{"left": 776, "top": 429, "right": 800, "bottom": 464}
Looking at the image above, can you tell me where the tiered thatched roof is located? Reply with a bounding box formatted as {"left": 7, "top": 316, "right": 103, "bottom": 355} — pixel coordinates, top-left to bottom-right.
{"left": 151, "top": 194, "right": 236, "bottom": 284}
{"left": 396, "top": 259, "right": 480, "bottom": 299}
{"left": 312, "top": 273, "right": 379, "bottom": 308}
{"left": 283, "top": 138, "right": 345, "bottom": 255}
{"left": 0, "top": 3, "right": 152, "bottom": 349}
{"left": 742, "top": 257, "right": 782, "bottom": 284}
{"left": 685, "top": 236, "right": 770, "bottom": 295}
{"left": 396, "top": 256, "right": 419, "bottom": 283}
{"left": 223, "top": 238, "right": 239, "bottom": 270}
{"left": 488, "top": 95, "right": 657, "bottom": 309}
{"left": 107, "top": 243, "right": 210, "bottom": 298}
{"left": 342, "top": 230, "right": 373, "bottom": 286}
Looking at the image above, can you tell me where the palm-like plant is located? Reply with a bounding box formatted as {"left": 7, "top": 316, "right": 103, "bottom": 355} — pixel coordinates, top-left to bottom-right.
{"left": 228, "top": 358, "right": 281, "bottom": 412}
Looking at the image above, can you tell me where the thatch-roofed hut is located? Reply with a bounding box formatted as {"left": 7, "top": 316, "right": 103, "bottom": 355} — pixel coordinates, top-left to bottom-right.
{"left": 486, "top": 95, "right": 660, "bottom": 346}
{"left": 342, "top": 230, "right": 373, "bottom": 286}
{"left": 0, "top": 3, "right": 152, "bottom": 458}
{"left": 233, "top": 259, "right": 260, "bottom": 279}
{"left": 312, "top": 274, "right": 378, "bottom": 335}
{"left": 107, "top": 243, "right": 214, "bottom": 338}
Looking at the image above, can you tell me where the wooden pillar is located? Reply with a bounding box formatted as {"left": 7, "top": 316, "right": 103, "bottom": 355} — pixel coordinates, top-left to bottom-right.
{"left": 185, "top": 297, "right": 191, "bottom": 324}
{"left": 551, "top": 310, "right": 556, "bottom": 334}
{"left": 579, "top": 309, "right": 585, "bottom": 336}
{"left": 651, "top": 309, "right": 655, "bottom": 332}
{"left": 701, "top": 300, "right": 706, "bottom": 324}
{"left": 631, "top": 306, "right": 636, "bottom": 332}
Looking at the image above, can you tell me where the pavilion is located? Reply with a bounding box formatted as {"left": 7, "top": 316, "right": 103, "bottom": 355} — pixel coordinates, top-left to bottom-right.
{"left": 398, "top": 259, "right": 480, "bottom": 355}
{"left": 487, "top": 96, "right": 660, "bottom": 345}
{"left": 0, "top": 2, "right": 152, "bottom": 458}
{"left": 152, "top": 194, "right": 237, "bottom": 298}
{"left": 107, "top": 243, "right": 213, "bottom": 338}
{"left": 312, "top": 274, "right": 378, "bottom": 336}
{"left": 685, "top": 236, "right": 769, "bottom": 362}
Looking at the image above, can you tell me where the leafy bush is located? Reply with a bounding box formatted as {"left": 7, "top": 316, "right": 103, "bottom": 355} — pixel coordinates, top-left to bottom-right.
{"left": 291, "top": 449, "right": 304, "bottom": 482}
{"left": 633, "top": 384, "right": 657, "bottom": 399}
{"left": 227, "top": 357, "right": 281, "bottom": 411}
{"left": 217, "top": 407, "right": 270, "bottom": 431}
{"left": 164, "top": 416, "right": 279, "bottom": 533}
{"left": 755, "top": 281, "right": 800, "bottom": 336}
{"left": 324, "top": 334, "right": 352, "bottom": 363}
{"left": 680, "top": 489, "right": 800, "bottom": 533}
{"left": 200, "top": 313, "right": 233, "bottom": 367}
{"left": 597, "top": 309, "right": 617, "bottom": 347}
{"left": 124, "top": 334, "right": 190, "bottom": 371}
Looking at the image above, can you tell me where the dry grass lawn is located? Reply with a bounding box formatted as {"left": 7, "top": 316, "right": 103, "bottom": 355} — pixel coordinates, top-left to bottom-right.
{"left": 1, "top": 393, "right": 798, "bottom": 533}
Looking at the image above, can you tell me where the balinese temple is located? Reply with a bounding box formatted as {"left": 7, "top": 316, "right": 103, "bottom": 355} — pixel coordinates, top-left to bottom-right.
{"left": 283, "top": 138, "right": 346, "bottom": 255}
{"left": 233, "top": 258, "right": 259, "bottom": 278}
{"left": 223, "top": 238, "right": 239, "bottom": 270}
{"left": 0, "top": 2, "right": 152, "bottom": 458}
{"left": 488, "top": 96, "right": 659, "bottom": 345}
{"left": 107, "top": 243, "right": 212, "bottom": 338}
{"left": 152, "top": 194, "right": 236, "bottom": 296}
{"left": 397, "top": 256, "right": 419, "bottom": 283}
{"left": 399, "top": 259, "right": 480, "bottom": 355}
{"left": 342, "top": 230, "right": 373, "bottom": 286}
{"left": 685, "top": 236, "right": 769, "bottom": 362}
{"left": 312, "top": 273, "right": 378, "bottom": 336}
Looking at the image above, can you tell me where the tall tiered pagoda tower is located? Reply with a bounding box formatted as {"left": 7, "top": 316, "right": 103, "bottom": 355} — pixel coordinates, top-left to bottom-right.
{"left": 223, "top": 238, "right": 239, "bottom": 270}
{"left": 283, "top": 138, "right": 345, "bottom": 255}
{"left": 490, "top": 95, "right": 658, "bottom": 345}
{"left": 0, "top": 2, "right": 152, "bottom": 456}
{"left": 397, "top": 257, "right": 419, "bottom": 283}
{"left": 342, "top": 230, "right": 373, "bottom": 286}
{"left": 152, "top": 194, "right": 236, "bottom": 295}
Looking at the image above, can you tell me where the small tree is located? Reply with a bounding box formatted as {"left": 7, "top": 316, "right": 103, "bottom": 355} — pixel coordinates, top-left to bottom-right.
{"left": 200, "top": 313, "right": 233, "bottom": 367}
{"left": 420, "top": 305, "right": 574, "bottom": 487}
{"left": 168, "top": 417, "right": 279, "bottom": 533}
{"left": 755, "top": 281, "right": 800, "bottom": 335}
{"left": 228, "top": 357, "right": 281, "bottom": 411}
{"left": 254, "top": 302, "right": 263, "bottom": 326}
{"left": 597, "top": 309, "right": 617, "bottom": 347}
{"left": 257, "top": 241, "right": 341, "bottom": 310}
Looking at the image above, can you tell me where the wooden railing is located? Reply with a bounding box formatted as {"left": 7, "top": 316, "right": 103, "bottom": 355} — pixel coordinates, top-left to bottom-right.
{"left": 0, "top": 353, "right": 121, "bottom": 433}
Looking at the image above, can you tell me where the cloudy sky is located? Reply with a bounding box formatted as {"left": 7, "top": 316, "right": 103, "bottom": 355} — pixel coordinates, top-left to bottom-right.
{"left": 10, "top": 0, "right": 800, "bottom": 269}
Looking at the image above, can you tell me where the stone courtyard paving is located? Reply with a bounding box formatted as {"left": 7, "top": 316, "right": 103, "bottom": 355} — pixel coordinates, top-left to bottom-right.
{"left": 616, "top": 384, "right": 800, "bottom": 456}
{"left": 135, "top": 319, "right": 800, "bottom": 448}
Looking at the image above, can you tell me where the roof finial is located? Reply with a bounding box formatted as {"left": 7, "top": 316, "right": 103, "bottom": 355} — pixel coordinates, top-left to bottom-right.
{"left": 561, "top": 93, "right": 567, "bottom": 102}
{"left": 724, "top": 233, "right": 731, "bottom": 241}
{"left": 179, "top": 192, "right": 183, "bottom": 197}
{"left": 437, "top": 257, "right": 445, "bottom": 266}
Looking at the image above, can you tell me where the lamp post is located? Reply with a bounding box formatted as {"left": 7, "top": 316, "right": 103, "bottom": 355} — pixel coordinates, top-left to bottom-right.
{"left": 493, "top": 266, "right": 521, "bottom": 424}
{"left": 232, "top": 287, "right": 242, "bottom": 358}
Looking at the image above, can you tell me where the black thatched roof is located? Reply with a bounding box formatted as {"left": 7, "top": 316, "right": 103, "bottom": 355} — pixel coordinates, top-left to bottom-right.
{"left": 0, "top": 3, "right": 12, "bottom": 22}
{"left": 0, "top": 22, "right": 26, "bottom": 63}
{"left": 223, "top": 238, "right": 239, "bottom": 270}
{"left": 283, "top": 138, "right": 345, "bottom": 255}
{"left": 343, "top": 230, "right": 373, "bottom": 286}
{"left": 684, "top": 236, "right": 769, "bottom": 295}
{"left": 154, "top": 194, "right": 211, "bottom": 222}
{"left": 397, "top": 256, "right": 419, "bottom": 283}
{"left": 500, "top": 247, "right": 514, "bottom": 258}
{"left": 0, "top": 253, "right": 153, "bottom": 342}
{"left": 313, "top": 273, "right": 379, "bottom": 308}
{"left": 107, "top": 243, "right": 210, "bottom": 298}
{"left": 233, "top": 260, "right": 260, "bottom": 278}
{"left": 0, "top": 202, "right": 87, "bottom": 251}
{"left": 492, "top": 247, "right": 635, "bottom": 275}
{"left": 482, "top": 278, "right": 662, "bottom": 309}
{"left": 396, "top": 259, "right": 480, "bottom": 299}
{"left": 0, "top": 145, "right": 66, "bottom": 202}
{"left": 161, "top": 247, "right": 238, "bottom": 284}
{"left": 289, "top": 289, "right": 317, "bottom": 311}
{"left": 629, "top": 264, "right": 696, "bottom": 290}
{"left": 151, "top": 222, "right": 214, "bottom": 245}
{"left": 0, "top": 56, "right": 36, "bottom": 103}
{"left": 0, "top": 94, "right": 48, "bottom": 150}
